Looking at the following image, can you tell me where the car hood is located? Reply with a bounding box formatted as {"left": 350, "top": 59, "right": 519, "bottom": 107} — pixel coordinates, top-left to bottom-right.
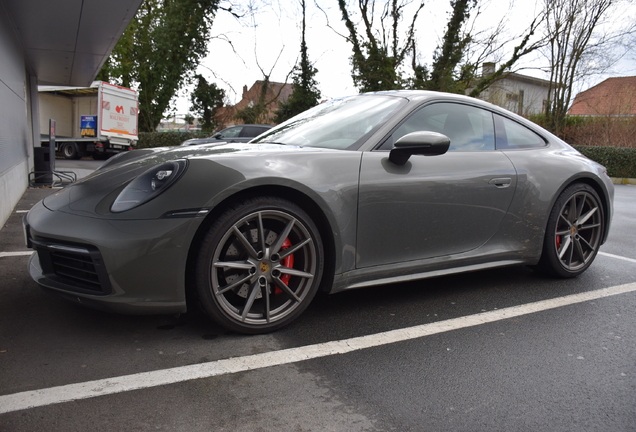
{"left": 42, "top": 143, "right": 345, "bottom": 219}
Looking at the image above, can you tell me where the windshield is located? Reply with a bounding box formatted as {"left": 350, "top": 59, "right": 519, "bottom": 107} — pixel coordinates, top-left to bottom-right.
{"left": 252, "top": 94, "right": 405, "bottom": 150}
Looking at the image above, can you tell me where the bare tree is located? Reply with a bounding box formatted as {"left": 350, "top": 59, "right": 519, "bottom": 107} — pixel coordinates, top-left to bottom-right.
{"left": 543, "top": 0, "right": 635, "bottom": 133}
{"left": 456, "top": 0, "right": 548, "bottom": 97}
{"left": 275, "top": 0, "right": 322, "bottom": 123}
{"left": 234, "top": 47, "right": 295, "bottom": 124}
{"left": 333, "top": 0, "right": 547, "bottom": 96}
{"left": 335, "top": 0, "right": 426, "bottom": 92}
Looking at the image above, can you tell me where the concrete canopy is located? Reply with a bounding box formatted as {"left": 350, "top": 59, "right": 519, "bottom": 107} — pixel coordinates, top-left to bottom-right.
{"left": 4, "top": 0, "right": 142, "bottom": 86}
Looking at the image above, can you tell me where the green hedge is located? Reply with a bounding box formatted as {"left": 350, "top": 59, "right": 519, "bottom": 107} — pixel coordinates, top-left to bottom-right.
{"left": 137, "top": 131, "right": 209, "bottom": 149}
{"left": 573, "top": 145, "right": 636, "bottom": 178}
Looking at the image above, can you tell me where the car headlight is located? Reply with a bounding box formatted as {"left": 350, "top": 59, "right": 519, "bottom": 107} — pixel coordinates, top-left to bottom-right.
{"left": 111, "top": 160, "right": 188, "bottom": 213}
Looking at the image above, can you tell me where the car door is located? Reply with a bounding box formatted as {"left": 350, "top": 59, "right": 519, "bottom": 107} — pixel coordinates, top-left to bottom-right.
{"left": 356, "top": 102, "right": 518, "bottom": 268}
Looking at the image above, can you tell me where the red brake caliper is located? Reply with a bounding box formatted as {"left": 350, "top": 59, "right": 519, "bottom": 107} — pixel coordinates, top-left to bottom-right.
{"left": 556, "top": 233, "right": 561, "bottom": 249}
{"left": 275, "top": 238, "right": 294, "bottom": 294}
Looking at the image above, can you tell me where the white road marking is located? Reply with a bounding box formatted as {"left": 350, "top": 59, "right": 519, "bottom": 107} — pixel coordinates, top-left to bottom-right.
{"left": 599, "top": 251, "right": 636, "bottom": 264}
{"left": 0, "top": 251, "right": 33, "bottom": 258}
{"left": 1, "top": 282, "right": 635, "bottom": 414}
{"left": 15, "top": 210, "right": 29, "bottom": 214}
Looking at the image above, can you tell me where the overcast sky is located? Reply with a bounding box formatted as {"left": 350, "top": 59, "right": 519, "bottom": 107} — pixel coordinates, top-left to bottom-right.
{"left": 172, "top": 0, "right": 636, "bottom": 116}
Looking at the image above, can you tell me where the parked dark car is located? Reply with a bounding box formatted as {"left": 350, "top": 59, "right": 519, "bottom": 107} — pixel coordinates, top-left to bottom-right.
{"left": 25, "top": 91, "right": 614, "bottom": 334}
{"left": 181, "top": 124, "right": 273, "bottom": 145}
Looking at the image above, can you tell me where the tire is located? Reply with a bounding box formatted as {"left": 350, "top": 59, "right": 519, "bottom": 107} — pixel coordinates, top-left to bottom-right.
{"left": 194, "top": 196, "right": 324, "bottom": 334}
{"left": 537, "top": 183, "right": 604, "bottom": 278}
{"left": 61, "top": 143, "right": 79, "bottom": 160}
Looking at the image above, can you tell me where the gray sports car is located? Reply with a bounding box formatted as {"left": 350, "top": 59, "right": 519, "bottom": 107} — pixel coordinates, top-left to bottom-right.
{"left": 24, "top": 91, "right": 614, "bottom": 334}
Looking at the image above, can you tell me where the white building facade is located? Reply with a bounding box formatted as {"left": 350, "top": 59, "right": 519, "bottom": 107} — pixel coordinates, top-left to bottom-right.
{"left": 475, "top": 63, "right": 552, "bottom": 117}
{"left": 0, "top": 0, "right": 141, "bottom": 227}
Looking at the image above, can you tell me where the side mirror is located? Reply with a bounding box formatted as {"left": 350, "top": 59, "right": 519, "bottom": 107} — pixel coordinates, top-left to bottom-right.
{"left": 389, "top": 131, "right": 451, "bottom": 165}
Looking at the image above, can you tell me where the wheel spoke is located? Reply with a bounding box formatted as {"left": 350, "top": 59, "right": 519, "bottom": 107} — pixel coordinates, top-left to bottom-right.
{"left": 575, "top": 194, "right": 585, "bottom": 220}
{"left": 566, "top": 241, "right": 575, "bottom": 266}
{"left": 573, "top": 238, "right": 586, "bottom": 264}
{"left": 271, "top": 219, "right": 296, "bottom": 254}
{"left": 263, "top": 282, "right": 271, "bottom": 323}
{"left": 279, "top": 238, "right": 312, "bottom": 259}
{"left": 576, "top": 206, "right": 598, "bottom": 226}
{"left": 273, "top": 277, "right": 301, "bottom": 302}
{"left": 214, "top": 261, "right": 253, "bottom": 270}
{"left": 559, "top": 213, "right": 572, "bottom": 228}
{"left": 232, "top": 225, "right": 259, "bottom": 259}
{"left": 577, "top": 235, "right": 595, "bottom": 253}
{"left": 278, "top": 266, "right": 314, "bottom": 280}
{"left": 216, "top": 273, "right": 254, "bottom": 295}
{"left": 578, "top": 222, "right": 601, "bottom": 231}
{"left": 558, "top": 235, "right": 572, "bottom": 259}
{"left": 241, "top": 280, "right": 261, "bottom": 322}
{"left": 568, "top": 196, "right": 578, "bottom": 223}
{"left": 257, "top": 212, "right": 267, "bottom": 256}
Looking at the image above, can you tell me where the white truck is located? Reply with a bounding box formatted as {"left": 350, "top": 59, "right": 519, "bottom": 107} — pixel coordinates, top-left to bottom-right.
{"left": 39, "top": 81, "right": 139, "bottom": 159}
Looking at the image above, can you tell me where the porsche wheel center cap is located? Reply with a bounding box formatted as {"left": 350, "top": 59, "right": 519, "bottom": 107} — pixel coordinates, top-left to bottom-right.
{"left": 260, "top": 262, "right": 270, "bottom": 274}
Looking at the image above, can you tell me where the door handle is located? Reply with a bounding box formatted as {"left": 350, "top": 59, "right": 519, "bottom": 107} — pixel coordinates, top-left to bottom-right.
{"left": 488, "top": 177, "right": 512, "bottom": 188}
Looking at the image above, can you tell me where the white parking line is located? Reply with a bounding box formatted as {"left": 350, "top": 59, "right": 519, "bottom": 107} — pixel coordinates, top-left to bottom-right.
{"left": 1, "top": 281, "right": 635, "bottom": 414}
{"left": 0, "top": 251, "right": 33, "bottom": 258}
{"left": 599, "top": 251, "right": 636, "bottom": 264}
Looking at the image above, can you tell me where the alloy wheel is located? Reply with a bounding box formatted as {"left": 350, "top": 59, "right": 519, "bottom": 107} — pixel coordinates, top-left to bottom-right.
{"left": 210, "top": 209, "right": 318, "bottom": 326}
{"left": 554, "top": 190, "right": 602, "bottom": 271}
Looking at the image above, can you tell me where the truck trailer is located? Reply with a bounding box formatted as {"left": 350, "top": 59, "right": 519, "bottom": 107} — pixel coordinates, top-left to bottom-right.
{"left": 39, "top": 81, "right": 139, "bottom": 160}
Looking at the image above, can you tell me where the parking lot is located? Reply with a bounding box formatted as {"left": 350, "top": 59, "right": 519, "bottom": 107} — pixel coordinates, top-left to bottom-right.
{"left": 1, "top": 168, "right": 634, "bottom": 431}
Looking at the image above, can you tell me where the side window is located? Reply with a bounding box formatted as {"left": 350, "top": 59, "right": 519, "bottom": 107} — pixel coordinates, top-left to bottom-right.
{"left": 240, "top": 126, "right": 256, "bottom": 137}
{"left": 380, "top": 103, "right": 495, "bottom": 152}
{"left": 241, "top": 126, "right": 269, "bottom": 137}
{"left": 494, "top": 114, "right": 546, "bottom": 149}
{"left": 219, "top": 126, "right": 241, "bottom": 138}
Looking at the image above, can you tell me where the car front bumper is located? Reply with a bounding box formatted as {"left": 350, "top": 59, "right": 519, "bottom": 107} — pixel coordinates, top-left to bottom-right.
{"left": 24, "top": 200, "right": 205, "bottom": 315}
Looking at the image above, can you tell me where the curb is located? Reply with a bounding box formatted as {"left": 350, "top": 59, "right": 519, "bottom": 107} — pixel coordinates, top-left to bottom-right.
{"left": 610, "top": 178, "right": 636, "bottom": 185}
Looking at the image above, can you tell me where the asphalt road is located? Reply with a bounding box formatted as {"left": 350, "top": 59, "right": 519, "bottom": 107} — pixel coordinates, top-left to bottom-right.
{"left": 1, "top": 162, "right": 634, "bottom": 431}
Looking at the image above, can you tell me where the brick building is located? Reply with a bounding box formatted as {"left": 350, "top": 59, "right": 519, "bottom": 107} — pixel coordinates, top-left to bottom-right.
{"left": 569, "top": 76, "right": 636, "bottom": 117}
{"left": 215, "top": 80, "right": 293, "bottom": 129}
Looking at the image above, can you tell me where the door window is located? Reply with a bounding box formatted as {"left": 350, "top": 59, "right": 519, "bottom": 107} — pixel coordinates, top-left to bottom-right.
{"left": 381, "top": 102, "right": 495, "bottom": 152}
{"left": 241, "top": 126, "right": 267, "bottom": 137}
{"left": 219, "top": 126, "right": 242, "bottom": 138}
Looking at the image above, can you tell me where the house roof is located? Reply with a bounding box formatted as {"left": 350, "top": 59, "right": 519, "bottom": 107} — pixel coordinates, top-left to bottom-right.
{"left": 214, "top": 80, "right": 293, "bottom": 128}
{"left": 569, "top": 76, "right": 636, "bottom": 116}
{"left": 240, "top": 80, "right": 293, "bottom": 106}
{"left": 499, "top": 72, "right": 552, "bottom": 87}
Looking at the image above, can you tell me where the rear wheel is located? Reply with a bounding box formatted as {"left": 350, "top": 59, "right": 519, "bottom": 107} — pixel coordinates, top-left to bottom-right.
{"left": 538, "top": 183, "right": 604, "bottom": 278}
{"left": 61, "top": 143, "right": 79, "bottom": 160}
{"left": 194, "top": 196, "right": 323, "bottom": 334}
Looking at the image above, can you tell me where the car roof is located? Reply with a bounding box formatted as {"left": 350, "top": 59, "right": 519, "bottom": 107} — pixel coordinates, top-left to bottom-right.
{"left": 363, "top": 89, "right": 497, "bottom": 107}
{"left": 222, "top": 124, "right": 272, "bottom": 129}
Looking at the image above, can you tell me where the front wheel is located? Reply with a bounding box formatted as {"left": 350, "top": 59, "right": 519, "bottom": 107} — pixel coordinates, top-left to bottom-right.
{"left": 537, "top": 183, "right": 604, "bottom": 278}
{"left": 194, "top": 196, "right": 324, "bottom": 334}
